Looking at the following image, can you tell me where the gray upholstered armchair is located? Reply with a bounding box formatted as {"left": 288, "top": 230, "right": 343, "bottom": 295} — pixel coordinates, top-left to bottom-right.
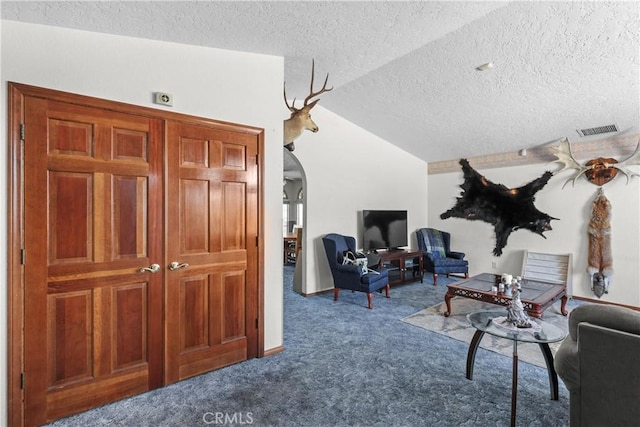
{"left": 554, "top": 304, "right": 640, "bottom": 426}
{"left": 322, "top": 233, "right": 390, "bottom": 309}
{"left": 416, "top": 228, "right": 469, "bottom": 285}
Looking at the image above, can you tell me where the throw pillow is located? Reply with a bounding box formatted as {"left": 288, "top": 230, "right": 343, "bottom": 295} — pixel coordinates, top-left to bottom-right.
{"left": 342, "top": 250, "right": 357, "bottom": 265}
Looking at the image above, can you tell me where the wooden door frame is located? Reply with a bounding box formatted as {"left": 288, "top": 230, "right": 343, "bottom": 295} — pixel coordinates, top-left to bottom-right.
{"left": 7, "top": 82, "right": 265, "bottom": 426}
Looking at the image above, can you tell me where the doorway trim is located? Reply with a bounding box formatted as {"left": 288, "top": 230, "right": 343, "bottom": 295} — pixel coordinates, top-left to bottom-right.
{"left": 7, "top": 82, "right": 265, "bottom": 426}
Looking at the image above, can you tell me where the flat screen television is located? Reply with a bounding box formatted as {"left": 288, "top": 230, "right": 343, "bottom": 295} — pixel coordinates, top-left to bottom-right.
{"left": 362, "top": 210, "right": 408, "bottom": 251}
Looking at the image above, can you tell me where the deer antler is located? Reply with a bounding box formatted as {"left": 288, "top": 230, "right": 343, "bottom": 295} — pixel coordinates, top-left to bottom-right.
{"left": 283, "top": 59, "right": 333, "bottom": 112}
{"left": 302, "top": 59, "right": 333, "bottom": 107}
{"left": 613, "top": 139, "right": 640, "bottom": 183}
{"left": 283, "top": 83, "right": 297, "bottom": 112}
{"left": 551, "top": 138, "right": 590, "bottom": 188}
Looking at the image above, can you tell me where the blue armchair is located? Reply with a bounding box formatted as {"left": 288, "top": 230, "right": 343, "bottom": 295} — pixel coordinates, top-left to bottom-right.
{"left": 322, "top": 233, "right": 390, "bottom": 309}
{"left": 416, "top": 228, "right": 469, "bottom": 286}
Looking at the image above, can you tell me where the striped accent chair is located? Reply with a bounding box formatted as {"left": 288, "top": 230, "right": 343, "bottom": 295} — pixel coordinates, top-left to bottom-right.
{"left": 416, "top": 228, "right": 469, "bottom": 286}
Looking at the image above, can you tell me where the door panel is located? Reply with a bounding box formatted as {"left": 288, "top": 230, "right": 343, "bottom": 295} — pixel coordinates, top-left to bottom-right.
{"left": 165, "top": 121, "right": 258, "bottom": 384}
{"left": 47, "top": 290, "right": 93, "bottom": 387}
{"left": 48, "top": 172, "right": 93, "bottom": 263}
{"left": 23, "top": 97, "right": 164, "bottom": 425}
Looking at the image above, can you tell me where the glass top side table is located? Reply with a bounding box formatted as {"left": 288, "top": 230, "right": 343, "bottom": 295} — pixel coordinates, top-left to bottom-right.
{"left": 466, "top": 310, "right": 567, "bottom": 427}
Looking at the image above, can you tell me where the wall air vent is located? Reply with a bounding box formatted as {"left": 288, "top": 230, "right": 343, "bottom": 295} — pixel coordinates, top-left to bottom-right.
{"left": 576, "top": 124, "right": 618, "bottom": 137}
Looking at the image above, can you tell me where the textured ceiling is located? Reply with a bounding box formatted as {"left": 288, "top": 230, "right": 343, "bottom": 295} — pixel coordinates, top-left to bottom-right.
{"left": 3, "top": 1, "right": 639, "bottom": 171}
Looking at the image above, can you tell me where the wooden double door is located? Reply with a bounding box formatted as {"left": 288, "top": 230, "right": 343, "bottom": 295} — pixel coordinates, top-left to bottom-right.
{"left": 9, "top": 84, "right": 262, "bottom": 426}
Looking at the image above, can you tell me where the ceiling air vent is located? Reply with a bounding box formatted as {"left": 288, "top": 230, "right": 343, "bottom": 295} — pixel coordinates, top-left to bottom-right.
{"left": 576, "top": 124, "right": 618, "bottom": 137}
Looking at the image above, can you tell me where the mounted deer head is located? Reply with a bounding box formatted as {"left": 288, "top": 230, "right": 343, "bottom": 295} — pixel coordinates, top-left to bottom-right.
{"left": 552, "top": 137, "right": 640, "bottom": 187}
{"left": 283, "top": 60, "right": 333, "bottom": 151}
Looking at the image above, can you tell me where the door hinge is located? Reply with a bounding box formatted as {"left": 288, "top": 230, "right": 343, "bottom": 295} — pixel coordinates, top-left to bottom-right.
{"left": 255, "top": 154, "right": 259, "bottom": 165}
{"left": 255, "top": 318, "right": 259, "bottom": 329}
{"left": 256, "top": 236, "right": 259, "bottom": 247}
{"left": 20, "top": 249, "right": 26, "bottom": 265}
{"left": 20, "top": 372, "right": 25, "bottom": 389}
{"left": 20, "top": 123, "right": 25, "bottom": 141}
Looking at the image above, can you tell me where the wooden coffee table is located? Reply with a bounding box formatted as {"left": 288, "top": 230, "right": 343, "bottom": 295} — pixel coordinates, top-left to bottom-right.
{"left": 444, "top": 273, "right": 568, "bottom": 319}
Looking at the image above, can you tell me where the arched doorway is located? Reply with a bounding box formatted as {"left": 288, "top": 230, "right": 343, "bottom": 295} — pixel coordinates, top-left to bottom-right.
{"left": 283, "top": 149, "right": 306, "bottom": 294}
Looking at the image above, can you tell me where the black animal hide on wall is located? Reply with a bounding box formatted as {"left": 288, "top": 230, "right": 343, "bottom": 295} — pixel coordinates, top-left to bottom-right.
{"left": 440, "top": 159, "right": 557, "bottom": 256}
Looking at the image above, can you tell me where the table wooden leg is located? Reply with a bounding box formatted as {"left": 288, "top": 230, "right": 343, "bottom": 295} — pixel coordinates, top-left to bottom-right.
{"left": 560, "top": 295, "right": 568, "bottom": 316}
{"left": 466, "top": 330, "right": 485, "bottom": 380}
{"left": 511, "top": 340, "right": 518, "bottom": 427}
{"left": 444, "top": 291, "right": 454, "bottom": 317}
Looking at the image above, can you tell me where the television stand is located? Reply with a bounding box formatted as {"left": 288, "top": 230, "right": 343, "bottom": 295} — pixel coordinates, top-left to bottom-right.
{"left": 377, "top": 249, "right": 423, "bottom": 286}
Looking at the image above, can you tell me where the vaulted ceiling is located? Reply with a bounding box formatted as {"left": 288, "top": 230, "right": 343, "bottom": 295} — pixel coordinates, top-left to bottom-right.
{"left": 3, "top": 1, "right": 639, "bottom": 166}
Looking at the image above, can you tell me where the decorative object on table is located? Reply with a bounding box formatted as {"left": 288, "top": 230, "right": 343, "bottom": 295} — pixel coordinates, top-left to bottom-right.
{"left": 587, "top": 188, "right": 613, "bottom": 298}
{"left": 440, "top": 159, "right": 557, "bottom": 256}
{"left": 551, "top": 137, "right": 640, "bottom": 187}
{"left": 499, "top": 273, "right": 512, "bottom": 292}
{"left": 504, "top": 284, "right": 513, "bottom": 297}
{"left": 504, "top": 277, "right": 532, "bottom": 328}
{"left": 283, "top": 59, "right": 333, "bottom": 151}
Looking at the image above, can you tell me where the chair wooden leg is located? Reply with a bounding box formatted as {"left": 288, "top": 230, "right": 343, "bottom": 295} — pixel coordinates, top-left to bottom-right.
{"left": 433, "top": 273, "right": 438, "bottom": 286}
{"left": 367, "top": 293, "right": 373, "bottom": 309}
{"left": 334, "top": 288, "right": 339, "bottom": 302}
{"left": 385, "top": 284, "right": 390, "bottom": 298}
{"left": 465, "top": 272, "right": 469, "bottom": 278}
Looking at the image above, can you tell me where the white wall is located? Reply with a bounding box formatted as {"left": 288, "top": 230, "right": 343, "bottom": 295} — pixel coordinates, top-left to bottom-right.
{"left": 1, "top": 21, "right": 285, "bottom": 423}
{"left": 428, "top": 157, "right": 640, "bottom": 306}
{"left": 291, "top": 106, "right": 429, "bottom": 294}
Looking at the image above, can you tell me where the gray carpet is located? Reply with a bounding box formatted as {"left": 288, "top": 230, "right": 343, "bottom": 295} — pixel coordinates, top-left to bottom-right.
{"left": 48, "top": 267, "right": 572, "bottom": 426}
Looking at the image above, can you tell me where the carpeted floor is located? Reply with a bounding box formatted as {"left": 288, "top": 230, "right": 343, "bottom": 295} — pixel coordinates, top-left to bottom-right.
{"left": 47, "top": 266, "right": 573, "bottom": 426}
{"left": 402, "top": 298, "right": 578, "bottom": 368}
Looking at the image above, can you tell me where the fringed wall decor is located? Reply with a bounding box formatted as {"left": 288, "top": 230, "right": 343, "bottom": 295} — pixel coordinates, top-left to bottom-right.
{"left": 587, "top": 188, "right": 613, "bottom": 298}
{"left": 441, "top": 159, "right": 557, "bottom": 256}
